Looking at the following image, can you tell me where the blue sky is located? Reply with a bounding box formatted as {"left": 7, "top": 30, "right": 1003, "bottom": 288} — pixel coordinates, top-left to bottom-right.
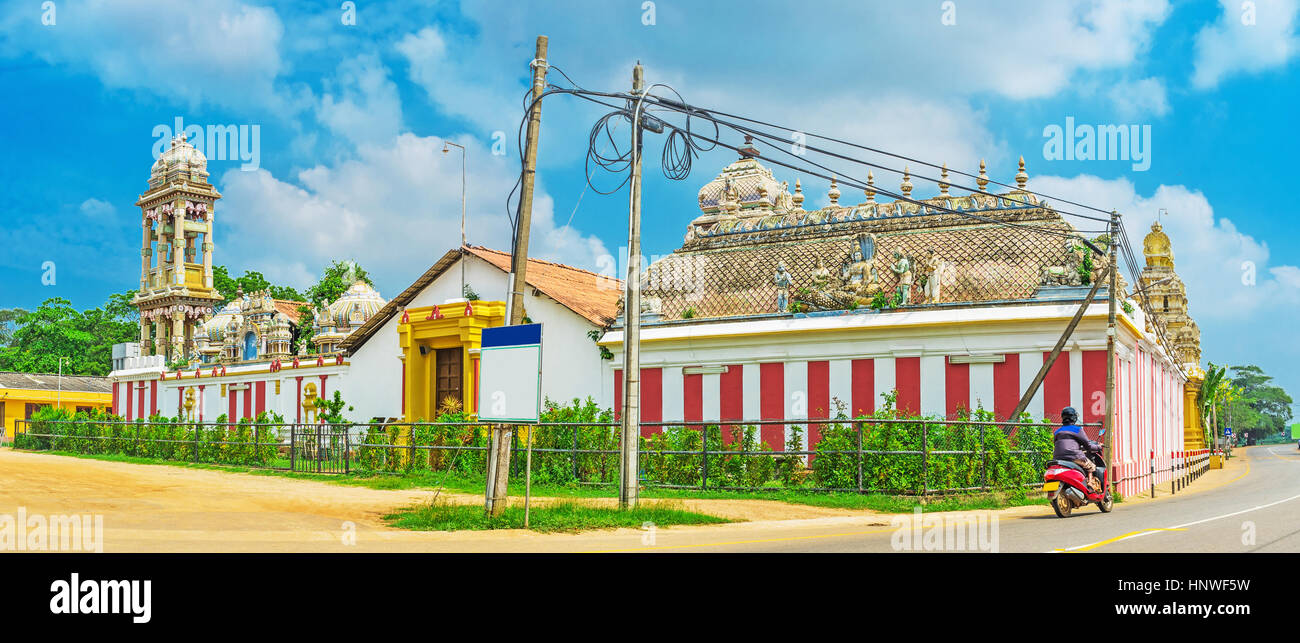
{"left": 2, "top": 0, "right": 1298, "bottom": 410}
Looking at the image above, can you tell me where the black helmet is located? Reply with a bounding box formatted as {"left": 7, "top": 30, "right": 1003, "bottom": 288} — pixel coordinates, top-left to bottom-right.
{"left": 1061, "top": 407, "right": 1079, "bottom": 425}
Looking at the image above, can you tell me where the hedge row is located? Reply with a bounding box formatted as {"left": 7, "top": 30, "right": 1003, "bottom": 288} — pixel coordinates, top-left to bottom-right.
{"left": 16, "top": 406, "right": 283, "bottom": 467}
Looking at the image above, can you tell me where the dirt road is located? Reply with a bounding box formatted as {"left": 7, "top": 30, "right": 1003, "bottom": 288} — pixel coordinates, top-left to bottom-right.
{"left": 0, "top": 449, "right": 875, "bottom": 552}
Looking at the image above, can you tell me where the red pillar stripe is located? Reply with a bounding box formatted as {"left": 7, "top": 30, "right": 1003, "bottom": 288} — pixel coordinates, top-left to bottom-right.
{"left": 137, "top": 381, "right": 145, "bottom": 420}
{"left": 613, "top": 369, "right": 622, "bottom": 421}
{"left": 178, "top": 387, "right": 184, "bottom": 414}
{"left": 295, "top": 376, "right": 303, "bottom": 424}
{"left": 640, "top": 367, "right": 663, "bottom": 437}
{"left": 993, "top": 353, "right": 1020, "bottom": 421}
{"left": 894, "top": 357, "right": 921, "bottom": 416}
{"left": 719, "top": 364, "right": 743, "bottom": 444}
{"left": 255, "top": 381, "right": 266, "bottom": 418}
{"left": 944, "top": 357, "right": 969, "bottom": 419}
{"left": 112, "top": 382, "right": 119, "bottom": 416}
{"left": 125, "top": 381, "right": 134, "bottom": 421}
{"left": 759, "top": 362, "right": 784, "bottom": 450}
{"left": 198, "top": 385, "right": 205, "bottom": 421}
{"left": 1043, "top": 351, "right": 1071, "bottom": 423}
{"left": 228, "top": 384, "right": 237, "bottom": 426}
{"left": 851, "top": 358, "right": 874, "bottom": 418}
{"left": 807, "top": 360, "right": 829, "bottom": 451}
{"left": 683, "top": 371, "right": 703, "bottom": 423}
{"left": 243, "top": 384, "right": 253, "bottom": 420}
{"left": 1081, "top": 350, "right": 1107, "bottom": 425}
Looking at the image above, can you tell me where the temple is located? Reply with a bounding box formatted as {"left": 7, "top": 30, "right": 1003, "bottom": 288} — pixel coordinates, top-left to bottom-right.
{"left": 600, "top": 152, "right": 1191, "bottom": 499}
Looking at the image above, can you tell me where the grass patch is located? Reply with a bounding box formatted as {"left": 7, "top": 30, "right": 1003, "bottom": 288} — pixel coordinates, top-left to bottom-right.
{"left": 383, "top": 500, "right": 731, "bottom": 533}
{"left": 14, "top": 448, "right": 1047, "bottom": 513}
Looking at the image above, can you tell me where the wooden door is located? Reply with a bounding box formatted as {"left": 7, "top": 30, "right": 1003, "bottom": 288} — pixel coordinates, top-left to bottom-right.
{"left": 434, "top": 347, "right": 463, "bottom": 413}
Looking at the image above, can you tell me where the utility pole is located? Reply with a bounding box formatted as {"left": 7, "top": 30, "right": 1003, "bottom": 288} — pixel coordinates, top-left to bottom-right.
{"left": 1008, "top": 262, "right": 1110, "bottom": 422}
{"left": 488, "top": 35, "right": 548, "bottom": 517}
{"left": 619, "top": 62, "right": 647, "bottom": 509}
{"left": 1105, "top": 210, "right": 1119, "bottom": 493}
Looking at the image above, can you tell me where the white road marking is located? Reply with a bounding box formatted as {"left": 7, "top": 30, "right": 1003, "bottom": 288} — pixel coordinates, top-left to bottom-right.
{"left": 1050, "top": 491, "right": 1300, "bottom": 552}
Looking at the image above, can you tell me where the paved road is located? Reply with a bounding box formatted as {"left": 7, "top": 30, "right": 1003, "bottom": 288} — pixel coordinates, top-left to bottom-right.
{"left": 583, "top": 444, "right": 1300, "bottom": 553}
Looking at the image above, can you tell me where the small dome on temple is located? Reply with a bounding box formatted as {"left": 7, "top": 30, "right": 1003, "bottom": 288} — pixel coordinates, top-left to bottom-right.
{"left": 313, "top": 280, "right": 387, "bottom": 354}
{"left": 149, "top": 134, "right": 209, "bottom": 185}
{"left": 696, "top": 156, "right": 788, "bottom": 217}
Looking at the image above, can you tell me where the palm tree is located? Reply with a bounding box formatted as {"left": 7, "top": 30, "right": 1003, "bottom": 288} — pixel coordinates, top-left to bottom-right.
{"left": 1198, "top": 364, "right": 1227, "bottom": 450}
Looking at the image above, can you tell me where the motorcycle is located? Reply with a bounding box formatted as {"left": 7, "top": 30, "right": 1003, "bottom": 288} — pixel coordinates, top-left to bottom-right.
{"left": 1043, "top": 430, "right": 1114, "bottom": 517}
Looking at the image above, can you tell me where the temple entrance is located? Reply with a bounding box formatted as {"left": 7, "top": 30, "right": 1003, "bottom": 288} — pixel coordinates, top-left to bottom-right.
{"left": 243, "top": 331, "right": 257, "bottom": 360}
{"left": 434, "top": 347, "right": 462, "bottom": 412}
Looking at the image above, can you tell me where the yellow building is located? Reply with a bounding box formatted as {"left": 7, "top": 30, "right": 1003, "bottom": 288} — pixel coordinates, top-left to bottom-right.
{"left": 0, "top": 372, "right": 112, "bottom": 443}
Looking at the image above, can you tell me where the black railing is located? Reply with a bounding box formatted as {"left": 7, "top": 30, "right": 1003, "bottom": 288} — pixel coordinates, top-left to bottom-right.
{"left": 10, "top": 416, "right": 1095, "bottom": 495}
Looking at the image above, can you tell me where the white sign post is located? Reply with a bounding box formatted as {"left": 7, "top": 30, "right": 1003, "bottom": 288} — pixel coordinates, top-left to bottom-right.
{"left": 477, "top": 324, "right": 542, "bottom": 523}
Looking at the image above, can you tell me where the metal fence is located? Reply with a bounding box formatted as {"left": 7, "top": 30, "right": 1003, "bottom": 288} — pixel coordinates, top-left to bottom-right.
{"left": 11, "top": 416, "right": 1097, "bottom": 496}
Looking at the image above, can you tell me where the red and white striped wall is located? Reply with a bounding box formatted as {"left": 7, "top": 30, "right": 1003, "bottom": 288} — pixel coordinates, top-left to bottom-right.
{"left": 111, "top": 363, "right": 348, "bottom": 425}
{"left": 614, "top": 349, "right": 1112, "bottom": 451}
{"left": 602, "top": 303, "right": 1188, "bottom": 492}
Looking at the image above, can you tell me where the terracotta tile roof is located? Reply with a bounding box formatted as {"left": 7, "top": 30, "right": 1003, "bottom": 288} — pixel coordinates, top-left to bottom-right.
{"left": 464, "top": 246, "right": 622, "bottom": 326}
{"left": 0, "top": 371, "right": 113, "bottom": 394}
{"left": 340, "top": 247, "right": 623, "bottom": 354}
{"left": 273, "top": 299, "right": 307, "bottom": 324}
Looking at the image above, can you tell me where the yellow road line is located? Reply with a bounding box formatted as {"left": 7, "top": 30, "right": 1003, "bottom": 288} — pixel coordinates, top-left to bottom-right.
{"left": 583, "top": 526, "right": 899, "bottom": 553}
{"left": 1054, "top": 528, "right": 1188, "bottom": 553}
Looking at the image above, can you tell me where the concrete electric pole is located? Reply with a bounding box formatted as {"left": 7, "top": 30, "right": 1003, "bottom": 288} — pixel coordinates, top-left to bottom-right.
{"left": 1105, "top": 210, "right": 1119, "bottom": 494}
{"left": 488, "top": 35, "right": 548, "bottom": 517}
{"left": 620, "top": 61, "right": 646, "bottom": 509}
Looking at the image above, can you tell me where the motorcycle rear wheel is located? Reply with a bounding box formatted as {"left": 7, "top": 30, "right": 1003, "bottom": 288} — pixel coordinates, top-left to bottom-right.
{"left": 1051, "top": 495, "right": 1073, "bottom": 518}
{"left": 1098, "top": 493, "right": 1114, "bottom": 513}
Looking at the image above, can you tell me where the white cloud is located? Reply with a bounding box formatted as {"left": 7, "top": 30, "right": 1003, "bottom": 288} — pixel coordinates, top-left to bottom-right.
{"left": 79, "top": 198, "right": 116, "bottom": 219}
{"left": 0, "top": 0, "right": 290, "bottom": 112}
{"left": 1033, "top": 173, "right": 1299, "bottom": 317}
{"left": 1192, "top": 0, "right": 1300, "bottom": 89}
{"left": 317, "top": 54, "right": 404, "bottom": 148}
{"left": 396, "top": 27, "right": 523, "bottom": 135}
{"left": 1107, "top": 77, "right": 1170, "bottom": 119}
{"left": 216, "top": 133, "right": 609, "bottom": 295}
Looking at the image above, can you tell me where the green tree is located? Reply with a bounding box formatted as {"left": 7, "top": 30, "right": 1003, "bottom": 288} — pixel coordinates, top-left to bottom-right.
{"left": 1227, "top": 364, "right": 1293, "bottom": 439}
{"left": 0, "top": 307, "right": 31, "bottom": 346}
{"left": 0, "top": 294, "right": 138, "bottom": 376}
{"left": 211, "top": 265, "right": 303, "bottom": 305}
{"left": 296, "top": 260, "right": 372, "bottom": 353}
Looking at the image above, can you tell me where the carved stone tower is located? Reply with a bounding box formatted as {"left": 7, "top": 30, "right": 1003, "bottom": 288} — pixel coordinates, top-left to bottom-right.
{"left": 1139, "top": 219, "right": 1201, "bottom": 367}
{"left": 133, "top": 134, "right": 223, "bottom": 363}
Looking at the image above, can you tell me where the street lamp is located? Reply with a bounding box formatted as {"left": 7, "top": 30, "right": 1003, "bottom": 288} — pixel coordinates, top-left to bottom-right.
{"left": 442, "top": 140, "right": 467, "bottom": 297}
{"left": 57, "top": 356, "right": 67, "bottom": 409}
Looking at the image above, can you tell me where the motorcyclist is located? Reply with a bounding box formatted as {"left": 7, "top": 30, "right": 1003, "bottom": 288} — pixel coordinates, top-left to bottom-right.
{"left": 1052, "top": 407, "right": 1101, "bottom": 492}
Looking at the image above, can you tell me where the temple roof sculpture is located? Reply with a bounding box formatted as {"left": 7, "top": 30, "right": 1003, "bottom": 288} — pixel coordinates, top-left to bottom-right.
{"left": 194, "top": 289, "right": 307, "bottom": 363}
{"left": 635, "top": 154, "right": 1121, "bottom": 322}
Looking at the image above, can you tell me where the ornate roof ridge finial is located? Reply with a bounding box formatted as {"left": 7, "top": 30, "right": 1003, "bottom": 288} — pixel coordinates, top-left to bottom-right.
{"left": 900, "top": 166, "right": 913, "bottom": 200}
{"left": 864, "top": 170, "right": 876, "bottom": 203}
{"left": 1015, "top": 155, "right": 1028, "bottom": 189}
{"left": 976, "top": 158, "right": 989, "bottom": 193}
{"left": 792, "top": 178, "right": 805, "bottom": 207}
{"left": 828, "top": 175, "right": 840, "bottom": 206}
{"left": 738, "top": 134, "right": 760, "bottom": 159}
{"left": 939, "top": 163, "right": 950, "bottom": 197}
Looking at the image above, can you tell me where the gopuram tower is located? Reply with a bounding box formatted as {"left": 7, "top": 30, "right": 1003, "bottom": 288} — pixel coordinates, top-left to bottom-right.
{"left": 132, "top": 134, "right": 223, "bottom": 362}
